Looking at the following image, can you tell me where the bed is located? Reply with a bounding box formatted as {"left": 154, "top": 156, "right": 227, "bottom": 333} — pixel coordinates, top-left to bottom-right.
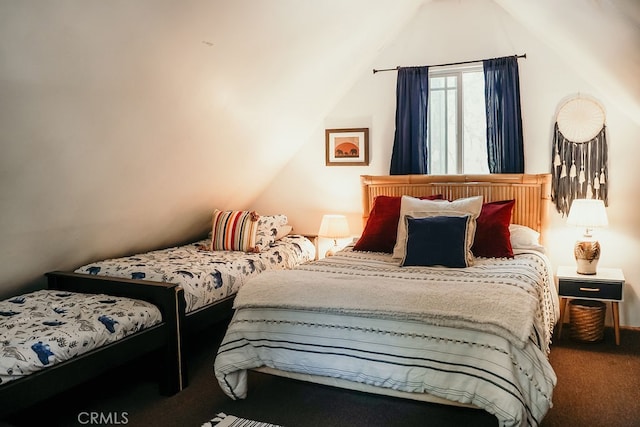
{"left": 214, "top": 174, "right": 558, "bottom": 427}
{"left": 58, "top": 213, "right": 316, "bottom": 333}
{"left": 0, "top": 271, "right": 185, "bottom": 417}
{"left": 0, "top": 213, "right": 312, "bottom": 416}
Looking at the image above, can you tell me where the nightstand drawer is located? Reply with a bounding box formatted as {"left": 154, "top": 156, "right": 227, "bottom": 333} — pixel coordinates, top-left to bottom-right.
{"left": 558, "top": 280, "right": 622, "bottom": 301}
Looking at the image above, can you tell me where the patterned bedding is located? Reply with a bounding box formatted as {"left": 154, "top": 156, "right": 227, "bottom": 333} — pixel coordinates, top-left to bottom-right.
{"left": 0, "top": 290, "right": 162, "bottom": 385}
{"left": 74, "top": 235, "right": 315, "bottom": 313}
{"left": 214, "top": 247, "right": 558, "bottom": 427}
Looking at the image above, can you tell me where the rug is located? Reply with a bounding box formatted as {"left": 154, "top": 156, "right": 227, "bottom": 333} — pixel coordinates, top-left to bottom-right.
{"left": 203, "top": 412, "right": 283, "bottom": 427}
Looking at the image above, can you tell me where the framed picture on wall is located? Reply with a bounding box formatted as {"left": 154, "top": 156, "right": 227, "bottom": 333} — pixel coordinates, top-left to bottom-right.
{"left": 325, "top": 128, "right": 369, "bottom": 166}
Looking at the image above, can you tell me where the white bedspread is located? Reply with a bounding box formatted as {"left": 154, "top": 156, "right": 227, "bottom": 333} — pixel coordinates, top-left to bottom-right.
{"left": 234, "top": 249, "right": 555, "bottom": 350}
{"left": 1, "top": 290, "right": 162, "bottom": 385}
{"left": 215, "top": 248, "right": 558, "bottom": 427}
{"left": 75, "top": 235, "right": 315, "bottom": 313}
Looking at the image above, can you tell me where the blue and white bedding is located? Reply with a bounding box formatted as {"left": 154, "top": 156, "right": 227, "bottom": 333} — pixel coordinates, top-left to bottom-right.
{"left": 0, "top": 290, "right": 162, "bottom": 385}
{"left": 214, "top": 247, "right": 558, "bottom": 427}
{"left": 74, "top": 235, "right": 315, "bottom": 313}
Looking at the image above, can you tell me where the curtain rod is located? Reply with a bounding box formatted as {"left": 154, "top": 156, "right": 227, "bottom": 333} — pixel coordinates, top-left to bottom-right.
{"left": 372, "top": 53, "right": 526, "bottom": 74}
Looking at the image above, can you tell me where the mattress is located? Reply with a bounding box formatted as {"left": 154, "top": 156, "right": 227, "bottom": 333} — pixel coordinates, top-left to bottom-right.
{"left": 74, "top": 235, "right": 315, "bottom": 313}
{"left": 214, "top": 247, "right": 558, "bottom": 427}
{"left": 0, "top": 289, "right": 162, "bottom": 385}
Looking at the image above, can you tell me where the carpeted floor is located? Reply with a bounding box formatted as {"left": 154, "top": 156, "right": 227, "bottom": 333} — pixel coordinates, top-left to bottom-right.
{"left": 2, "top": 322, "right": 640, "bottom": 427}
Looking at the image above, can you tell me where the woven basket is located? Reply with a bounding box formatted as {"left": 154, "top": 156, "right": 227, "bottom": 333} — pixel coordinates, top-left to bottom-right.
{"left": 569, "top": 299, "right": 606, "bottom": 342}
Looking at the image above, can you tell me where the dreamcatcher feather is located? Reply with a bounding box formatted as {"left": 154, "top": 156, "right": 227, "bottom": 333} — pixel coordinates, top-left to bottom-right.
{"left": 551, "top": 96, "right": 608, "bottom": 216}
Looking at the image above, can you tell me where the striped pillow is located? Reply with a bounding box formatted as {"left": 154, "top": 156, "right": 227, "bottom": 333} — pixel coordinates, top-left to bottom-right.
{"left": 211, "top": 210, "right": 259, "bottom": 252}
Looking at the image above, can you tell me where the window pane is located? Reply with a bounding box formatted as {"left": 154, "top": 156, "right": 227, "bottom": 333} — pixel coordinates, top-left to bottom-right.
{"left": 431, "top": 76, "right": 445, "bottom": 89}
{"left": 446, "top": 85, "right": 457, "bottom": 173}
{"left": 429, "top": 75, "right": 458, "bottom": 174}
{"left": 429, "top": 88, "right": 446, "bottom": 174}
{"left": 428, "top": 66, "right": 486, "bottom": 175}
{"left": 462, "top": 71, "right": 488, "bottom": 173}
{"left": 446, "top": 75, "right": 457, "bottom": 88}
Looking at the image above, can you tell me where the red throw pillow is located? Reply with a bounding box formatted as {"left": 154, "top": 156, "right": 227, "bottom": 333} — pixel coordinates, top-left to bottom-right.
{"left": 354, "top": 194, "right": 442, "bottom": 253}
{"left": 472, "top": 199, "right": 515, "bottom": 258}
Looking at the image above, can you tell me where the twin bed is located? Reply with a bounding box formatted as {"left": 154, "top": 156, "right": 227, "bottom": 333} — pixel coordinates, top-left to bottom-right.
{"left": 71, "top": 232, "right": 315, "bottom": 331}
{"left": 0, "top": 273, "right": 186, "bottom": 416}
{"left": 214, "top": 174, "right": 558, "bottom": 427}
{"left": 0, "top": 215, "right": 315, "bottom": 417}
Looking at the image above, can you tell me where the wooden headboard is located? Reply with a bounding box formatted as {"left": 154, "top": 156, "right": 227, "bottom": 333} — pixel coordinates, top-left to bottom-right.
{"left": 361, "top": 173, "right": 551, "bottom": 237}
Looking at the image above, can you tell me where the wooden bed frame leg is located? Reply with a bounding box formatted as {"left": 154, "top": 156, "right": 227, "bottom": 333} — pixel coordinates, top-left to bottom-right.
{"left": 160, "top": 287, "right": 188, "bottom": 395}
{"left": 557, "top": 297, "right": 568, "bottom": 340}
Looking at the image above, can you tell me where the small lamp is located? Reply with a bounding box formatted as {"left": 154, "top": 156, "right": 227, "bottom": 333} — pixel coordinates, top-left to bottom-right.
{"left": 566, "top": 199, "right": 608, "bottom": 275}
{"left": 318, "top": 214, "right": 350, "bottom": 257}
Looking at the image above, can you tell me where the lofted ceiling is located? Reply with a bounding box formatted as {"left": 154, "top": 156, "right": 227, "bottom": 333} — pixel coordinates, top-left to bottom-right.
{"left": 197, "top": 0, "right": 640, "bottom": 207}
{"left": 494, "top": 0, "right": 640, "bottom": 127}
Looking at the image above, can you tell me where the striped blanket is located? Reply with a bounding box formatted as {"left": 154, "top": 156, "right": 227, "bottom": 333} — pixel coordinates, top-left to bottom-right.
{"left": 234, "top": 248, "right": 557, "bottom": 352}
{"left": 215, "top": 248, "right": 558, "bottom": 427}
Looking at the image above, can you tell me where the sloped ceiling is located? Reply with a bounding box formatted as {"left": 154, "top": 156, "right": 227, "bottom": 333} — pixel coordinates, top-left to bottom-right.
{"left": 0, "top": 0, "right": 428, "bottom": 291}
{"left": 494, "top": 0, "right": 640, "bottom": 126}
{"left": 0, "top": 0, "right": 427, "bottom": 214}
{"left": 198, "top": 0, "right": 428, "bottom": 205}
{"left": 213, "top": 0, "right": 640, "bottom": 209}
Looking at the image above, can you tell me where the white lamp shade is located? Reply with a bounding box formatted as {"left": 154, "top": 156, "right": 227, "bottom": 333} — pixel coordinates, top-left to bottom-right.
{"left": 318, "top": 214, "right": 350, "bottom": 239}
{"left": 567, "top": 199, "right": 608, "bottom": 228}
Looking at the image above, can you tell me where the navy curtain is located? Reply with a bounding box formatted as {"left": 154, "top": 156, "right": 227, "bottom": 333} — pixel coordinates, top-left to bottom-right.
{"left": 483, "top": 56, "right": 524, "bottom": 173}
{"left": 390, "top": 66, "right": 429, "bottom": 175}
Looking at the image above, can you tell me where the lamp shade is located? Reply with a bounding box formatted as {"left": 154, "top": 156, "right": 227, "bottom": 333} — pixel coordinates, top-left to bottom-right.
{"left": 567, "top": 199, "right": 608, "bottom": 229}
{"left": 318, "top": 214, "right": 350, "bottom": 239}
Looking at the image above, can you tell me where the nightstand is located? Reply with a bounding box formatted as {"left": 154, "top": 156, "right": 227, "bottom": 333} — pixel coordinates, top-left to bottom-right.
{"left": 556, "top": 266, "right": 625, "bottom": 345}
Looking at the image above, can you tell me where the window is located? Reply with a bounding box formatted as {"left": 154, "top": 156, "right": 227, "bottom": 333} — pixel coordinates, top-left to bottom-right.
{"left": 428, "top": 65, "right": 489, "bottom": 174}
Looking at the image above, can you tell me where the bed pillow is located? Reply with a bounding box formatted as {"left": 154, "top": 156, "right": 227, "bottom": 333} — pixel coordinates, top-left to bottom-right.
{"left": 392, "top": 195, "right": 483, "bottom": 264}
{"left": 255, "top": 214, "right": 288, "bottom": 250}
{"left": 211, "top": 210, "right": 260, "bottom": 252}
{"left": 401, "top": 215, "right": 473, "bottom": 268}
{"left": 509, "top": 224, "right": 545, "bottom": 253}
{"left": 275, "top": 224, "right": 293, "bottom": 240}
{"left": 472, "top": 200, "right": 515, "bottom": 258}
{"left": 353, "top": 194, "right": 443, "bottom": 253}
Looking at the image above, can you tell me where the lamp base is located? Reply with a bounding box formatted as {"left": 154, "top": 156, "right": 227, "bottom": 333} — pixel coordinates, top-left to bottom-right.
{"left": 574, "top": 239, "right": 600, "bottom": 275}
{"left": 325, "top": 240, "right": 339, "bottom": 257}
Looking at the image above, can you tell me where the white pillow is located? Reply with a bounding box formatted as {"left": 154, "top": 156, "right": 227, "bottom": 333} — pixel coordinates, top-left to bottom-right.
{"left": 275, "top": 224, "right": 293, "bottom": 240}
{"left": 509, "top": 224, "right": 545, "bottom": 253}
{"left": 392, "top": 195, "right": 484, "bottom": 264}
{"left": 255, "top": 214, "right": 289, "bottom": 251}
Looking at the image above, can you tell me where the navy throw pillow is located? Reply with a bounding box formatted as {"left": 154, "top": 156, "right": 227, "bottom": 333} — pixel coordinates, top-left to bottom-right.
{"left": 401, "top": 215, "right": 471, "bottom": 268}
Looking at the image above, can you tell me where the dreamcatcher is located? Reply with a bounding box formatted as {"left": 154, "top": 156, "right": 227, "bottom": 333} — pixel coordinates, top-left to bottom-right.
{"left": 551, "top": 95, "right": 608, "bottom": 216}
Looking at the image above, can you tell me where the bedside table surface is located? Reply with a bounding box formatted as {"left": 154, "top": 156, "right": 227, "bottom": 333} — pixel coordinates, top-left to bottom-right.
{"left": 557, "top": 266, "right": 625, "bottom": 283}
{"left": 556, "top": 266, "right": 625, "bottom": 345}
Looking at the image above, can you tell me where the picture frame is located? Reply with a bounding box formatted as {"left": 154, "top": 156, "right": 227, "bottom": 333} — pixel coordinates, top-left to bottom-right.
{"left": 325, "top": 128, "right": 369, "bottom": 166}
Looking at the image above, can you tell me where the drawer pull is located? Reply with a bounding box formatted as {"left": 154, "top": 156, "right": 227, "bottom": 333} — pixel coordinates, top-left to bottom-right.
{"left": 579, "top": 287, "right": 600, "bottom": 292}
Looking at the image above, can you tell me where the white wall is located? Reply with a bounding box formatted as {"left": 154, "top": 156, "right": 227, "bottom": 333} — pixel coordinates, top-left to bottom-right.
{"left": 0, "top": 0, "right": 423, "bottom": 296}
{"left": 252, "top": 0, "right": 640, "bottom": 327}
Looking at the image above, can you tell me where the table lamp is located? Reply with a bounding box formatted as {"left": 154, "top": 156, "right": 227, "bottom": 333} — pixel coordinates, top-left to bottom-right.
{"left": 318, "top": 214, "right": 350, "bottom": 257}
{"left": 566, "top": 199, "right": 608, "bottom": 275}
